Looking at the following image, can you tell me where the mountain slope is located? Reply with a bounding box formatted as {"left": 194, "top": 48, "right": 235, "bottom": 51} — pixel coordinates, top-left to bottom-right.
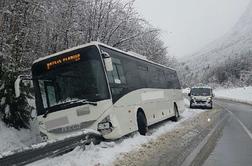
{"left": 181, "top": 1, "right": 252, "bottom": 87}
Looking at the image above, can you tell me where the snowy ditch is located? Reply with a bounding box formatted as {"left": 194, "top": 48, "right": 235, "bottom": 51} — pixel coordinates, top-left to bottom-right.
{"left": 29, "top": 107, "right": 205, "bottom": 166}
{"left": 0, "top": 121, "right": 38, "bottom": 155}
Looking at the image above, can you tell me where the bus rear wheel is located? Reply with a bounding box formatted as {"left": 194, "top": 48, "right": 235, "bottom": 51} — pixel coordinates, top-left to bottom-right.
{"left": 171, "top": 104, "right": 180, "bottom": 122}
{"left": 137, "top": 111, "right": 148, "bottom": 135}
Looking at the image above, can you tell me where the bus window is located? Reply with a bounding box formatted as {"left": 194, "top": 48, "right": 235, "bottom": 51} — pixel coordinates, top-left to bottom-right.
{"left": 116, "top": 64, "right": 126, "bottom": 84}
{"left": 39, "top": 80, "right": 57, "bottom": 108}
{"left": 33, "top": 46, "right": 110, "bottom": 115}
{"left": 112, "top": 63, "right": 121, "bottom": 84}
{"left": 44, "top": 81, "right": 57, "bottom": 107}
{"left": 106, "top": 57, "right": 127, "bottom": 99}
{"left": 108, "top": 58, "right": 126, "bottom": 84}
{"left": 165, "top": 70, "right": 181, "bottom": 89}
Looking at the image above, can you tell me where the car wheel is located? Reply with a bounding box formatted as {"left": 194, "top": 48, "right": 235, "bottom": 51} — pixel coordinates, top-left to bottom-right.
{"left": 209, "top": 103, "right": 213, "bottom": 109}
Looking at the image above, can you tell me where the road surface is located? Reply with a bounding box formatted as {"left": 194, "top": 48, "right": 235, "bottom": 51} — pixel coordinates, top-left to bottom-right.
{"left": 113, "top": 99, "right": 252, "bottom": 166}
{"left": 201, "top": 99, "right": 252, "bottom": 166}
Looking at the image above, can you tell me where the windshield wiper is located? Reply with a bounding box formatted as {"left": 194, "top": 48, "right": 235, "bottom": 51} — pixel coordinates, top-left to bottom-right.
{"left": 43, "top": 99, "right": 97, "bottom": 118}
{"left": 69, "top": 99, "right": 98, "bottom": 106}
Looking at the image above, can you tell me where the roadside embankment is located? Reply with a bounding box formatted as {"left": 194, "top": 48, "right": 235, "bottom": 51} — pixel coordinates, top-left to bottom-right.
{"left": 214, "top": 87, "right": 252, "bottom": 105}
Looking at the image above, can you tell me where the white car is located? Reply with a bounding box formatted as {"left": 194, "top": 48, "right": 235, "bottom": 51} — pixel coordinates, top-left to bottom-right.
{"left": 188, "top": 86, "right": 213, "bottom": 109}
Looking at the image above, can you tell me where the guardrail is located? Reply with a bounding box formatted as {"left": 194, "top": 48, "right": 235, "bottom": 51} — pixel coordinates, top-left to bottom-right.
{"left": 0, "top": 131, "right": 101, "bottom": 166}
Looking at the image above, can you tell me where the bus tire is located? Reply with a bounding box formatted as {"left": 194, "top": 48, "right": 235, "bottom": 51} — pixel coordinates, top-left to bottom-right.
{"left": 137, "top": 111, "right": 148, "bottom": 135}
{"left": 171, "top": 104, "right": 180, "bottom": 122}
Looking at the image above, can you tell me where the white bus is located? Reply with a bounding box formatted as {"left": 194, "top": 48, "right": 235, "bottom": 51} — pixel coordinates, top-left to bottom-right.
{"left": 31, "top": 42, "right": 184, "bottom": 141}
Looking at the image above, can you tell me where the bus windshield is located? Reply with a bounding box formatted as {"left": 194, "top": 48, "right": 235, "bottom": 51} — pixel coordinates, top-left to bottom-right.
{"left": 33, "top": 46, "right": 110, "bottom": 115}
{"left": 191, "top": 88, "right": 211, "bottom": 96}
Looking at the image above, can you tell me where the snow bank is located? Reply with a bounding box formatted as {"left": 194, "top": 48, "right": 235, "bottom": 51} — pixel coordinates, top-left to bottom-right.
{"left": 182, "top": 88, "right": 190, "bottom": 94}
{"left": 214, "top": 86, "right": 252, "bottom": 105}
{"left": 30, "top": 108, "right": 204, "bottom": 166}
{"left": 0, "top": 121, "right": 38, "bottom": 154}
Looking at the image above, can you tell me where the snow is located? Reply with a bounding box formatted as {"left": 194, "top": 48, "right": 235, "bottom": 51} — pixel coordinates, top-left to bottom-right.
{"left": 30, "top": 107, "right": 204, "bottom": 166}
{"left": 0, "top": 127, "right": 103, "bottom": 158}
{"left": 214, "top": 86, "right": 252, "bottom": 104}
{"left": 0, "top": 83, "right": 4, "bottom": 90}
{"left": 14, "top": 76, "right": 21, "bottom": 97}
{"left": 4, "top": 104, "right": 10, "bottom": 116}
{"left": 0, "top": 97, "right": 5, "bottom": 105}
{"left": 182, "top": 88, "right": 190, "bottom": 94}
{"left": 0, "top": 121, "right": 38, "bottom": 155}
{"left": 184, "top": 98, "right": 190, "bottom": 106}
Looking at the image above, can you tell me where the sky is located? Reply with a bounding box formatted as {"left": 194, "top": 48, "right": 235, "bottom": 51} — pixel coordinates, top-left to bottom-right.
{"left": 134, "top": 0, "right": 251, "bottom": 59}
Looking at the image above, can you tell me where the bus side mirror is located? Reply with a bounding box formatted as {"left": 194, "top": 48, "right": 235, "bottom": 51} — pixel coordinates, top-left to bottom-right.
{"left": 102, "top": 52, "right": 113, "bottom": 71}
{"left": 188, "top": 93, "right": 191, "bottom": 97}
{"left": 15, "top": 75, "right": 32, "bottom": 98}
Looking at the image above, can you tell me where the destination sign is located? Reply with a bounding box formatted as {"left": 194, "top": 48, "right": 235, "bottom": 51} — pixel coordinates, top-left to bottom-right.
{"left": 46, "top": 53, "right": 80, "bottom": 70}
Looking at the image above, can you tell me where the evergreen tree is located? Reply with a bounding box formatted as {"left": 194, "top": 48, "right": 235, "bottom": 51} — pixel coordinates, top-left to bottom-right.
{"left": 0, "top": 0, "right": 34, "bottom": 129}
{"left": 0, "top": 69, "right": 32, "bottom": 129}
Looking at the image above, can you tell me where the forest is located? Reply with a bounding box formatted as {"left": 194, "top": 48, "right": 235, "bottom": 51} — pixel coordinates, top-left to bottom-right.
{"left": 0, "top": 0, "right": 174, "bottom": 128}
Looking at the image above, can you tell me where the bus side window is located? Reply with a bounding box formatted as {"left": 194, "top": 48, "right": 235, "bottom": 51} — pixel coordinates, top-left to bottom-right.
{"left": 107, "top": 57, "right": 127, "bottom": 99}
{"left": 108, "top": 58, "right": 126, "bottom": 84}
{"left": 116, "top": 64, "right": 126, "bottom": 84}
{"left": 166, "top": 71, "right": 180, "bottom": 89}
{"left": 165, "top": 70, "right": 174, "bottom": 89}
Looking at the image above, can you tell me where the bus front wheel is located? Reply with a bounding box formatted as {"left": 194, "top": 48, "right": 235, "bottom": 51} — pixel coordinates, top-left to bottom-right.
{"left": 137, "top": 111, "right": 148, "bottom": 135}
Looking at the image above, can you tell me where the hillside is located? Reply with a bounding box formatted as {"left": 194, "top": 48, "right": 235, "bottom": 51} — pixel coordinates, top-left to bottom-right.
{"left": 180, "top": 1, "right": 252, "bottom": 87}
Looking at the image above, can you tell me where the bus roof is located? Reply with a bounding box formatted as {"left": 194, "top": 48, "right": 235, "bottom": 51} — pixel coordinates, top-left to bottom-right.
{"left": 33, "top": 41, "right": 175, "bottom": 71}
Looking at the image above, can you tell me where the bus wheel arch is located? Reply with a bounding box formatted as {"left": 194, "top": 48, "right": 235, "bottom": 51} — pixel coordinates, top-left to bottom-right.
{"left": 136, "top": 108, "right": 148, "bottom": 135}
{"left": 171, "top": 102, "right": 180, "bottom": 122}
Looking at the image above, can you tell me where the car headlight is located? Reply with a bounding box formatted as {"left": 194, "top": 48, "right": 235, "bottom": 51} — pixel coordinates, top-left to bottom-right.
{"left": 207, "top": 97, "right": 212, "bottom": 102}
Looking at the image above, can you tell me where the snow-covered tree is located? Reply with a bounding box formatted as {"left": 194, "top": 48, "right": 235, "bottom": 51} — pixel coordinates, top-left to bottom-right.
{"left": 0, "top": 0, "right": 174, "bottom": 128}
{"left": 0, "top": 0, "right": 38, "bottom": 129}
{"left": 41, "top": 0, "right": 171, "bottom": 65}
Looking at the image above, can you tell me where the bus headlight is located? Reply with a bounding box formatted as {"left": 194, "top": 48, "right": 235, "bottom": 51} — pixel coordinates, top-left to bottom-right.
{"left": 40, "top": 132, "right": 48, "bottom": 142}
{"left": 98, "top": 122, "right": 111, "bottom": 130}
{"left": 97, "top": 116, "right": 113, "bottom": 133}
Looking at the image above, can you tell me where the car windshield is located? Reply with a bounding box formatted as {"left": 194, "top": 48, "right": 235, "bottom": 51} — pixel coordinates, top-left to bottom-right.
{"left": 191, "top": 88, "right": 211, "bottom": 96}
{"left": 33, "top": 46, "right": 109, "bottom": 115}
